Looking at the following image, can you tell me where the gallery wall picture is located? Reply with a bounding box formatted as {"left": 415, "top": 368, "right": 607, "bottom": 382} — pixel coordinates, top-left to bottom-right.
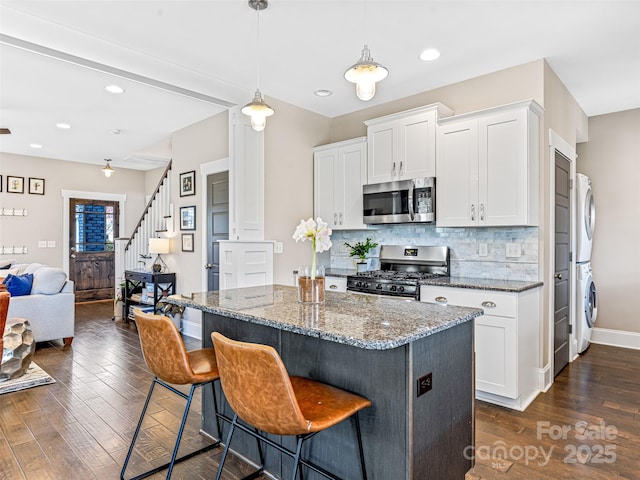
{"left": 180, "top": 171, "right": 196, "bottom": 197}
{"left": 7, "top": 176, "right": 24, "bottom": 193}
{"left": 0, "top": 175, "right": 2, "bottom": 192}
{"left": 181, "top": 233, "right": 194, "bottom": 252}
{"left": 28, "top": 178, "right": 45, "bottom": 195}
{"left": 180, "top": 205, "right": 196, "bottom": 230}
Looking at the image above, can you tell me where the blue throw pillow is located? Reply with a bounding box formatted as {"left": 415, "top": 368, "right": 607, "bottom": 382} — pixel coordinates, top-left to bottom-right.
{"left": 2, "top": 273, "right": 34, "bottom": 297}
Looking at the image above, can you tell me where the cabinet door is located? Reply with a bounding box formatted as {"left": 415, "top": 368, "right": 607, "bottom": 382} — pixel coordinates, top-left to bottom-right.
{"left": 479, "top": 109, "right": 528, "bottom": 226}
{"left": 314, "top": 149, "right": 337, "bottom": 227}
{"left": 435, "top": 119, "right": 479, "bottom": 226}
{"left": 324, "top": 276, "right": 347, "bottom": 292}
{"left": 338, "top": 142, "right": 367, "bottom": 229}
{"left": 367, "top": 123, "right": 395, "bottom": 184}
{"left": 475, "top": 314, "right": 518, "bottom": 398}
{"left": 398, "top": 111, "right": 437, "bottom": 180}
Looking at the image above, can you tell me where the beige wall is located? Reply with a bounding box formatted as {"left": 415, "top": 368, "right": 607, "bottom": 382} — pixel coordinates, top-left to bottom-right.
{"left": 576, "top": 109, "right": 640, "bottom": 333}
{"left": 263, "top": 97, "right": 332, "bottom": 285}
{"left": 0, "top": 152, "right": 147, "bottom": 268}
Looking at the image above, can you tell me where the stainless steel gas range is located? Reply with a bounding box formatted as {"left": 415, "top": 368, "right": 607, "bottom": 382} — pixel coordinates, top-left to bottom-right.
{"left": 346, "top": 245, "right": 450, "bottom": 300}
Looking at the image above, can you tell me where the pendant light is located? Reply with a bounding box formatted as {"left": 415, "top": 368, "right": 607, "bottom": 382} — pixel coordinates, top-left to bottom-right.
{"left": 344, "top": 1, "right": 388, "bottom": 101}
{"left": 242, "top": 0, "right": 274, "bottom": 131}
{"left": 102, "top": 159, "right": 114, "bottom": 177}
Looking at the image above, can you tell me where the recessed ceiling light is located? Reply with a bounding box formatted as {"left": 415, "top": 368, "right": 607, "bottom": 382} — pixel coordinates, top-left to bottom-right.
{"left": 314, "top": 89, "right": 333, "bottom": 97}
{"left": 105, "top": 84, "right": 125, "bottom": 94}
{"left": 30, "top": 143, "right": 42, "bottom": 149}
{"left": 108, "top": 129, "right": 121, "bottom": 135}
{"left": 56, "top": 123, "right": 72, "bottom": 129}
{"left": 419, "top": 48, "right": 441, "bottom": 61}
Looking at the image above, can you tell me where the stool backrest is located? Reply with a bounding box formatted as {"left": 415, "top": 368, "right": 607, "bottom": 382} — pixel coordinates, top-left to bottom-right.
{"left": 212, "top": 332, "right": 310, "bottom": 436}
{"left": 134, "top": 309, "right": 194, "bottom": 385}
{"left": 0, "top": 292, "right": 9, "bottom": 352}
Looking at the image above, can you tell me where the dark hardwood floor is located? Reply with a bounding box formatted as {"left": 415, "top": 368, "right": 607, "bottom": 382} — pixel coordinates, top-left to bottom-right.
{"left": 1, "top": 301, "right": 639, "bottom": 479}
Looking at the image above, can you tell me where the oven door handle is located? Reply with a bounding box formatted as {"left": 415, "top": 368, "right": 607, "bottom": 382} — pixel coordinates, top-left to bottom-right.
{"left": 408, "top": 182, "right": 415, "bottom": 221}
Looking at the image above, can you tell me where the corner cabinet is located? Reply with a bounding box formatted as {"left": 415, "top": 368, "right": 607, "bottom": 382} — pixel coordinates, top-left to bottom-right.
{"left": 123, "top": 270, "right": 176, "bottom": 322}
{"left": 365, "top": 103, "right": 453, "bottom": 184}
{"left": 313, "top": 137, "right": 367, "bottom": 230}
{"left": 420, "top": 285, "right": 540, "bottom": 411}
{"left": 435, "top": 100, "right": 542, "bottom": 227}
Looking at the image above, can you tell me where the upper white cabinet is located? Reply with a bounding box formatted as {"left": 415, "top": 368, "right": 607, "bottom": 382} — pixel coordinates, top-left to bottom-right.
{"left": 314, "top": 137, "right": 367, "bottom": 230}
{"left": 436, "top": 100, "right": 542, "bottom": 227}
{"left": 365, "top": 103, "right": 453, "bottom": 184}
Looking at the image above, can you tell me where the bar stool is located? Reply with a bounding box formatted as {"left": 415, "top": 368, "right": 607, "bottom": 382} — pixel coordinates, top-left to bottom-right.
{"left": 212, "top": 332, "right": 371, "bottom": 480}
{"left": 121, "top": 309, "right": 221, "bottom": 480}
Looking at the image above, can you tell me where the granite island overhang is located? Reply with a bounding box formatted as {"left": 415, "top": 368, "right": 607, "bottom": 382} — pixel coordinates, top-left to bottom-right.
{"left": 166, "top": 285, "right": 483, "bottom": 479}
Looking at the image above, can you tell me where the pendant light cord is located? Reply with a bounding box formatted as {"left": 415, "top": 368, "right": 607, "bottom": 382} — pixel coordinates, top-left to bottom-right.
{"left": 255, "top": 5, "right": 261, "bottom": 90}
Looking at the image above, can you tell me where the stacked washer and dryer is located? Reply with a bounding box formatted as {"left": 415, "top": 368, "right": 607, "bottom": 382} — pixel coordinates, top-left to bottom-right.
{"left": 575, "top": 173, "right": 598, "bottom": 354}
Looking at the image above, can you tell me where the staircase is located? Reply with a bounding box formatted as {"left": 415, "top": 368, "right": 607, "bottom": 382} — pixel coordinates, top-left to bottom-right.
{"left": 121, "top": 160, "right": 173, "bottom": 273}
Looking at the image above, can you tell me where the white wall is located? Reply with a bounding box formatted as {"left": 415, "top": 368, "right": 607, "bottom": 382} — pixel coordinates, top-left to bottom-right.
{"left": 576, "top": 109, "right": 640, "bottom": 334}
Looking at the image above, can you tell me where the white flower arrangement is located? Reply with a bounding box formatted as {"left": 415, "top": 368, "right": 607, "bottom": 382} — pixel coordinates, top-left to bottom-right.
{"left": 292, "top": 217, "right": 332, "bottom": 278}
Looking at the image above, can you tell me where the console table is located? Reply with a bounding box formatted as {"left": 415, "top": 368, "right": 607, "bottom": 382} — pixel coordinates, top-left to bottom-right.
{"left": 123, "top": 270, "right": 176, "bottom": 322}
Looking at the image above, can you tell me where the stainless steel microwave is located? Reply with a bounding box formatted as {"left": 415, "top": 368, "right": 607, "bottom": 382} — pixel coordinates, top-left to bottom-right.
{"left": 363, "top": 177, "right": 435, "bottom": 224}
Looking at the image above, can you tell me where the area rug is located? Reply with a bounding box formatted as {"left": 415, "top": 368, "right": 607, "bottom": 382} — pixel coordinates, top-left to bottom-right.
{"left": 0, "top": 362, "right": 55, "bottom": 395}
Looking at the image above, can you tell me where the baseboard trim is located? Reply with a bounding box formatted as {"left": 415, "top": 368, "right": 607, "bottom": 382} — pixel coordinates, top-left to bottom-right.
{"left": 182, "top": 320, "right": 202, "bottom": 340}
{"left": 538, "top": 365, "right": 552, "bottom": 393}
{"left": 591, "top": 327, "right": 640, "bottom": 350}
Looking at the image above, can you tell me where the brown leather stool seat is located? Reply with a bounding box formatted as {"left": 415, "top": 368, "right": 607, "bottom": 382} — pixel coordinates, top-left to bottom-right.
{"left": 121, "top": 309, "right": 222, "bottom": 480}
{"left": 212, "top": 332, "right": 371, "bottom": 480}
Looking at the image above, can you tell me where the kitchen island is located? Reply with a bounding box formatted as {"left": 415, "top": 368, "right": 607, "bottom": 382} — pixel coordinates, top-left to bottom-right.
{"left": 167, "top": 285, "right": 483, "bottom": 480}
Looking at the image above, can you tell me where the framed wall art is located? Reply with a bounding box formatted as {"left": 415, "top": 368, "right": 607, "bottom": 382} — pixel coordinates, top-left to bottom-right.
{"left": 179, "top": 170, "right": 196, "bottom": 197}
{"left": 28, "top": 177, "right": 45, "bottom": 195}
{"left": 181, "top": 233, "right": 194, "bottom": 252}
{"left": 0, "top": 175, "right": 2, "bottom": 192}
{"left": 180, "top": 205, "right": 196, "bottom": 230}
{"left": 7, "top": 176, "right": 24, "bottom": 194}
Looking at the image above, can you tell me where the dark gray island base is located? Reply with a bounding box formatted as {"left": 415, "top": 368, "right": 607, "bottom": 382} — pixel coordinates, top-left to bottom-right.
{"left": 167, "top": 285, "right": 482, "bottom": 480}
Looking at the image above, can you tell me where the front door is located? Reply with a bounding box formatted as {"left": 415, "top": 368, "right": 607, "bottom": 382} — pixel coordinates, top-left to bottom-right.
{"left": 206, "top": 172, "right": 229, "bottom": 291}
{"left": 69, "top": 199, "right": 119, "bottom": 302}
{"left": 554, "top": 151, "right": 571, "bottom": 376}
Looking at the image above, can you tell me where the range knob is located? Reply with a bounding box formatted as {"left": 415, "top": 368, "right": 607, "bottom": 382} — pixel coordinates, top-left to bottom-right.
{"left": 390, "top": 285, "right": 397, "bottom": 292}
{"left": 355, "top": 281, "right": 362, "bottom": 288}
{"left": 376, "top": 283, "right": 383, "bottom": 290}
{"left": 399, "top": 286, "right": 405, "bottom": 292}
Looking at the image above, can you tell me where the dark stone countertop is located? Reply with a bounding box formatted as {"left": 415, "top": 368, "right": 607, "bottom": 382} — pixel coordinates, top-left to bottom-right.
{"left": 166, "top": 284, "right": 482, "bottom": 350}
{"left": 420, "top": 276, "right": 543, "bottom": 293}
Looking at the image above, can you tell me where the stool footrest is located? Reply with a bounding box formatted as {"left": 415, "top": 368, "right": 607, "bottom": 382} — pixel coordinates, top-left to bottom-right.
{"left": 124, "top": 441, "right": 220, "bottom": 480}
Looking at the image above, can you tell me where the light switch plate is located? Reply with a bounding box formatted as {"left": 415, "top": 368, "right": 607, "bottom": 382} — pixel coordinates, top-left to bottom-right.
{"left": 506, "top": 243, "right": 522, "bottom": 258}
{"left": 274, "top": 242, "right": 283, "bottom": 254}
{"left": 47, "top": 240, "right": 56, "bottom": 248}
{"left": 38, "top": 241, "right": 47, "bottom": 248}
{"left": 478, "top": 243, "right": 488, "bottom": 257}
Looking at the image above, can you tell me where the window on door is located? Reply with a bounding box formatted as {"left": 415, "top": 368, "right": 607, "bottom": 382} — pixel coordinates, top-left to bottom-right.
{"left": 74, "top": 204, "right": 116, "bottom": 252}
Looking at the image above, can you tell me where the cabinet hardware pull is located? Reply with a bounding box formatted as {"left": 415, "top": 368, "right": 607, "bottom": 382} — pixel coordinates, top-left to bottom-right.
{"left": 392, "top": 162, "right": 396, "bottom": 176}
{"left": 399, "top": 161, "right": 404, "bottom": 176}
{"left": 329, "top": 284, "right": 338, "bottom": 289}
{"left": 339, "top": 213, "right": 343, "bottom": 225}
{"left": 435, "top": 296, "right": 448, "bottom": 304}
{"left": 471, "top": 204, "right": 476, "bottom": 221}
{"left": 480, "top": 204, "right": 485, "bottom": 221}
{"left": 334, "top": 213, "right": 338, "bottom": 225}
{"left": 481, "top": 301, "right": 496, "bottom": 308}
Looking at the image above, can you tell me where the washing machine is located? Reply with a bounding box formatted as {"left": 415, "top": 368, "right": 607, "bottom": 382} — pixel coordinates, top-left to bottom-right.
{"left": 576, "top": 262, "right": 597, "bottom": 354}
{"left": 576, "top": 173, "right": 595, "bottom": 263}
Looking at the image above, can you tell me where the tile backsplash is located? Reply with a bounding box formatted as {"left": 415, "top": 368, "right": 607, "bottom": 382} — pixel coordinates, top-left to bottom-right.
{"left": 330, "top": 225, "right": 539, "bottom": 281}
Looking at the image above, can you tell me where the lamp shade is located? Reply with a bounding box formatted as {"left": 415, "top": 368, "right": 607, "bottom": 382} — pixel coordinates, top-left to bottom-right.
{"left": 148, "top": 238, "right": 170, "bottom": 255}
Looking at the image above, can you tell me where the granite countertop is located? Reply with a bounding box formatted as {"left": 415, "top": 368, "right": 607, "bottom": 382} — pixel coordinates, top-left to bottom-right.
{"left": 420, "top": 276, "right": 543, "bottom": 293}
{"left": 167, "top": 285, "right": 482, "bottom": 350}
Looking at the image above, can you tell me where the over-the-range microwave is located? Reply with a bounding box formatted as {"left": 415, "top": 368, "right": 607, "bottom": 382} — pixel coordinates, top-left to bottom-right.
{"left": 363, "top": 177, "right": 435, "bottom": 224}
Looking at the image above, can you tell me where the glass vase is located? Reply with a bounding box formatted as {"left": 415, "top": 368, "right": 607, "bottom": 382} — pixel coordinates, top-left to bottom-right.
{"left": 297, "top": 265, "right": 325, "bottom": 304}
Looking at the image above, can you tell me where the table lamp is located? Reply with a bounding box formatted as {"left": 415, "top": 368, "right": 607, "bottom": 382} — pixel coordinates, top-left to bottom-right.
{"left": 148, "top": 238, "right": 170, "bottom": 273}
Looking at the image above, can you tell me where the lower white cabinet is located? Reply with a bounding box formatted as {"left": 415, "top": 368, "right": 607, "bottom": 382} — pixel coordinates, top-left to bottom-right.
{"left": 420, "top": 285, "right": 540, "bottom": 411}
{"left": 324, "top": 275, "right": 347, "bottom": 292}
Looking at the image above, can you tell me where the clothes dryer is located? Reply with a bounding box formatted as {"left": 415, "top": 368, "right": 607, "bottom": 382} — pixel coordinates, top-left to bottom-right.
{"left": 576, "top": 173, "right": 595, "bottom": 263}
{"left": 576, "top": 262, "right": 597, "bottom": 354}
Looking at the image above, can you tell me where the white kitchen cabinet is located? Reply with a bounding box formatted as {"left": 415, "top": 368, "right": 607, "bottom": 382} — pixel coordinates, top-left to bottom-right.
{"left": 324, "top": 275, "right": 347, "bottom": 292}
{"left": 436, "top": 100, "right": 542, "bottom": 227}
{"left": 365, "top": 103, "right": 453, "bottom": 184}
{"left": 420, "top": 285, "right": 540, "bottom": 411}
{"left": 314, "top": 137, "right": 367, "bottom": 230}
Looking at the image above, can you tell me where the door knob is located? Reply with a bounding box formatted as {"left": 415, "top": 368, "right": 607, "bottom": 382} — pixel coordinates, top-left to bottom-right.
{"left": 70, "top": 254, "right": 76, "bottom": 259}
{"left": 205, "top": 263, "right": 217, "bottom": 270}
{"left": 554, "top": 273, "right": 563, "bottom": 279}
